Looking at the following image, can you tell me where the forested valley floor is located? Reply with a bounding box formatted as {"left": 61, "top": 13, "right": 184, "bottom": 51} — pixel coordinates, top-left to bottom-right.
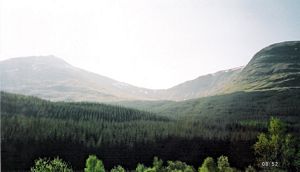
{"left": 1, "top": 91, "right": 300, "bottom": 171}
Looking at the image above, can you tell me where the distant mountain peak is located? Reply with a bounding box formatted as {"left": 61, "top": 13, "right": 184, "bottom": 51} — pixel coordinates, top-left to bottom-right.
{"left": 1, "top": 55, "right": 73, "bottom": 70}
{"left": 1, "top": 41, "right": 299, "bottom": 102}
{"left": 6, "top": 55, "right": 67, "bottom": 63}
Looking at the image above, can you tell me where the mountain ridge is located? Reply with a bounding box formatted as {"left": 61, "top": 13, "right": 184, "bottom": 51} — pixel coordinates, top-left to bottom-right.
{"left": 0, "top": 55, "right": 155, "bottom": 101}
{"left": 224, "top": 41, "right": 300, "bottom": 92}
{"left": 1, "top": 41, "right": 299, "bottom": 102}
{"left": 0, "top": 55, "right": 242, "bottom": 101}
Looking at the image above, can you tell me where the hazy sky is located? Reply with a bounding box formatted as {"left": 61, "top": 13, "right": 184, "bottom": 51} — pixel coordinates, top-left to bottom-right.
{"left": 1, "top": 0, "right": 300, "bottom": 89}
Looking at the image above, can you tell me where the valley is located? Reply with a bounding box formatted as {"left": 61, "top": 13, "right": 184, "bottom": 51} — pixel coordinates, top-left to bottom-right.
{"left": 1, "top": 41, "right": 300, "bottom": 171}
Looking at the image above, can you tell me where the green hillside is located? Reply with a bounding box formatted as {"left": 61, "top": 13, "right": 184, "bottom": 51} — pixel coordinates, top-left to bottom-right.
{"left": 117, "top": 89, "right": 300, "bottom": 128}
{"left": 157, "top": 67, "right": 243, "bottom": 101}
{"left": 226, "top": 41, "right": 300, "bottom": 92}
{"left": 118, "top": 41, "right": 300, "bottom": 121}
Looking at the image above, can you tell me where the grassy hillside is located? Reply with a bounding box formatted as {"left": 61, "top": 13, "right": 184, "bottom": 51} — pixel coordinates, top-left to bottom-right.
{"left": 225, "top": 41, "right": 300, "bottom": 92}
{"left": 153, "top": 67, "right": 243, "bottom": 101}
{"left": 118, "top": 41, "right": 300, "bottom": 121}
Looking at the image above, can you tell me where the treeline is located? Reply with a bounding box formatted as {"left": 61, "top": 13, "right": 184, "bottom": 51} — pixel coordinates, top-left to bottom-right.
{"left": 31, "top": 155, "right": 242, "bottom": 172}
{"left": 1, "top": 92, "right": 300, "bottom": 171}
{"left": 1, "top": 91, "right": 169, "bottom": 122}
{"left": 119, "top": 89, "right": 300, "bottom": 121}
{"left": 29, "top": 118, "right": 300, "bottom": 171}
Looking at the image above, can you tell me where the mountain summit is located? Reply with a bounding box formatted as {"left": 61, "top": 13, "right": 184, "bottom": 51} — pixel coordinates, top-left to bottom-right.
{"left": 0, "top": 55, "right": 156, "bottom": 101}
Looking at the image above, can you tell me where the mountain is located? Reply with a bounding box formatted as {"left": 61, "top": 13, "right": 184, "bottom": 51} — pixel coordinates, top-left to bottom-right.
{"left": 0, "top": 55, "right": 156, "bottom": 102}
{"left": 0, "top": 55, "right": 242, "bottom": 102}
{"left": 118, "top": 41, "right": 300, "bottom": 119}
{"left": 157, "top": 67, "right": 243, "bottom": 100}
{"left": 160, "top": 41, "right": 300, "bottom": 100}
{"left": 225, "top": 41, "right": 300, "bottom": 92}
{"left": 1, "top": 41, "right": 299, "bottom": 102}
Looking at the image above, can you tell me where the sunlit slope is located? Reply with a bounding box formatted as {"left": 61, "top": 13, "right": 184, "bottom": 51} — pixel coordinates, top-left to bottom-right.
{"left": 225, "top": 41, "right": 300, "bottom": 92}
{"left": 118, "top": 42, "right": 300, "bottom": 119}
{"left": 158, "top": 67, "right": 242, "bottom": 100}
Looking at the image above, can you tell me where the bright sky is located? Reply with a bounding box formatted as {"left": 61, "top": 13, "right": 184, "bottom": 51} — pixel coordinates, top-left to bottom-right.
{"left": 1, "top": 0, "right": 300, "bottom": 89}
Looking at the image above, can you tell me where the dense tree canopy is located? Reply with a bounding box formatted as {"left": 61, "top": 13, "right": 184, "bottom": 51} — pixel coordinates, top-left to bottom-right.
{"left": 30, "top": 157, "right": 72, "bottom": 172}
{"left": 198, "top": 157, "right": 216, "bottom": 172}
{"left": 1, "top": 92, "right": 299, "bottom": 171}
{"left": 254, "top": 117, "right": 300, "bottom": 171}
{"left": 84, "top": 155, "right": 105, "bottom": 172}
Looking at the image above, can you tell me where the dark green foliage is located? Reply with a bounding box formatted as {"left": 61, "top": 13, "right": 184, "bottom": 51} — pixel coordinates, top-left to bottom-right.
{"left": 198, "top": 156, "right": 235, "bottom": 172}
{"left": 84, "top": 155, "right": 105, "bottom": 172}
{"left": 152, "top": 157, "right": 164, "bottom": 171}
{"left": 136, "top": 163, "right": 147, "bottom": 172}
{"left": 281, "top": 134, "right": 296, "bottom": 168}
{"left": 110, "top": 165, "right": 125, "bottom": 172}
{"left": 294, "top": 150, "right": 300, "bottom": 171}
{"left": 254, "top": 118, "right": 300, "bottom": 170}
{"left": 134, "top": 157, "right": 195, "bottom": 172}
{"left": 217, "top": 156, "right": 234, "bottom": 172}
{"left": 119, "top": 89, "right": 300, "bottom": 125}
{"left": 244, "top": 165, "right": 256, "bottom": 172}
{"left": 198, "top": 157, "right": 217, "bottom": 172}
{"left": 30, "top": 157, "right": 72, "bottom": 172}
{"left": 1, "top": 91, "right": 168, "bottom": 122}
{"left": 1, "top": 92, "right": 299, "bottom": 171}
{"left": 165, "top": 160, "right": 195, "bottom": 172}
